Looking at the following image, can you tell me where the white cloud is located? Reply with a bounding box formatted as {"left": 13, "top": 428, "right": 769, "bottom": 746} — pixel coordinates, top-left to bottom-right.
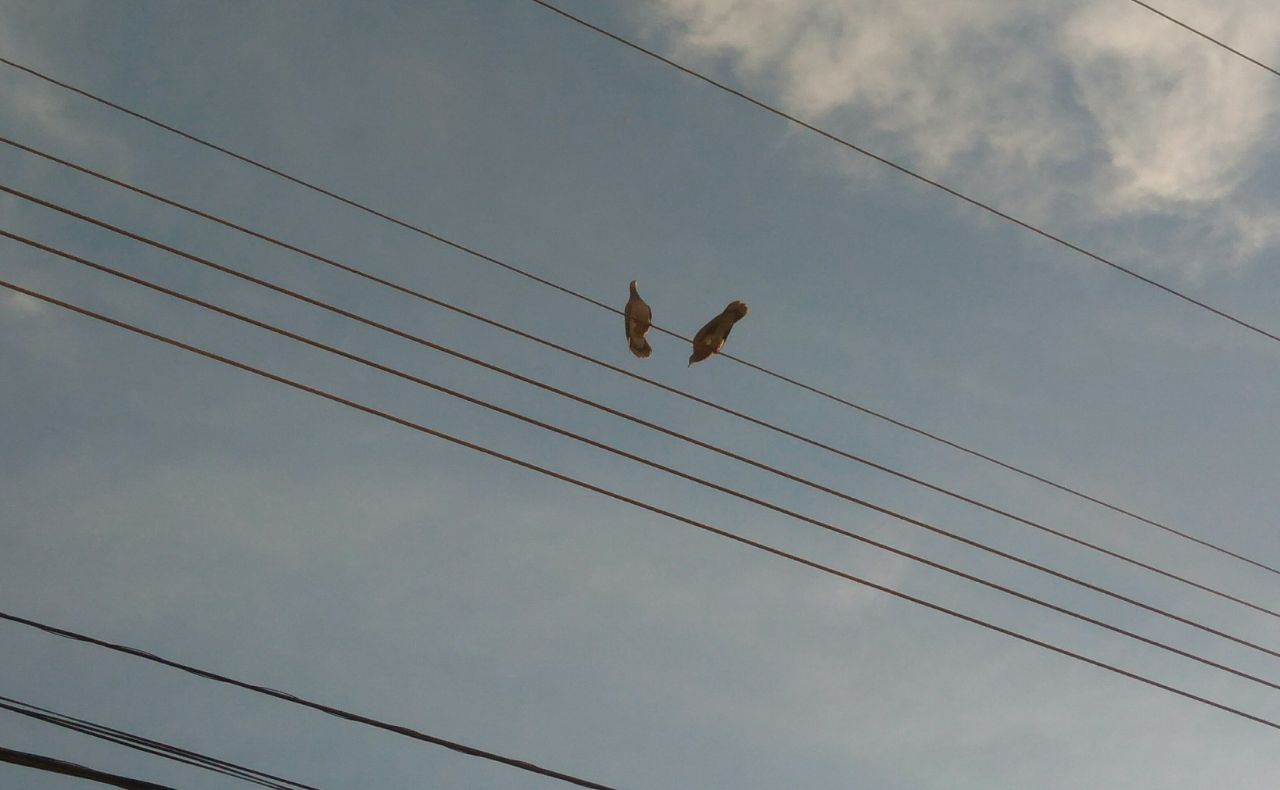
{"left": 1063, "top": 0, "right": 1280, "bottom": 207}
{"left": 655, "top": 0, "right": 1280, "bottom": 275}
{"left": 659, "top": 0, "right": 1068, "bottom": 174}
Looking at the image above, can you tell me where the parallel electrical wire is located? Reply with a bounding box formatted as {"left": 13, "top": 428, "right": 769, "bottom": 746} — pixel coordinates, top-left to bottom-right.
{"left": 0, "top": 67, "right": 1265, "bottom": 580}
{"left": 0, "top": 744, "right": 175, "bottom": 790}
{"left": 1, "top": 169, "right": 1273, "bottom": 625}
{"left": 10, "top": 236, "right": 1280, "bottom": 694}
{"left": 2, "top": 282, "right": 1280, "bottom": 735}
{"left": 0, "top": 661, "right": 611, "bottom": 785}
{"left": 9, "top": 231, "right": 1280, "bottom": 693}
{"left": 1125, "top": 0, "right": 1280, "bottom": 78}
{"left": 7, "top": 228, "right": 1280, "bottom": 672}
{"left": 13, "top": 238, "right": 1280, "bottom": 708}
{"left": 0, "top": 695, "right": 317, "bottom": 790}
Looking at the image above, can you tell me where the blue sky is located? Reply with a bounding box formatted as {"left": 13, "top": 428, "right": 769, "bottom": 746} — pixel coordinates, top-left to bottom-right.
{"left": 3, "top": 1, "right": 1280, "bottom": 787}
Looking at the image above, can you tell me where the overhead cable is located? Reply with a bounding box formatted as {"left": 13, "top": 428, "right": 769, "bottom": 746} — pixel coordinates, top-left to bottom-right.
{"left": 0, "top": 169, "right": 1273, "bottom": 620}
{"left": 7, "top": 226, "right": 1280, "bottom": 670}
{"left": 0, "top": 744, "right": 175, "bottom": 790}
{"left": 3, "top": 277, "right": 1280, "bottom": 732}
{"left": 8, "top": 229, "right": 1280, "bottom": 690}
{"left": 0, "top": 615, "right": 614, "bottom": 789}
{"left": 0, "top": 695, "right": 316, "bottom": 790}
{"left": 0, "top": 63, "right": 1260, "bottom": 572}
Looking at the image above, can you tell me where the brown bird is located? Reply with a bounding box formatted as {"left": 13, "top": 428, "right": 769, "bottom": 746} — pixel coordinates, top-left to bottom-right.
{"left": 689, "top": 300, "right": 748, "bottom": 366}
{"left": 624, "top": 279, "right": 653, "bottom": 358}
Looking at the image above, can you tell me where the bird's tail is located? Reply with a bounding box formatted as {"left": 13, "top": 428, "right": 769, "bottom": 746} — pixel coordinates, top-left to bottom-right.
{"left": 629, "top": 336, "right": 652, "bottom": 358}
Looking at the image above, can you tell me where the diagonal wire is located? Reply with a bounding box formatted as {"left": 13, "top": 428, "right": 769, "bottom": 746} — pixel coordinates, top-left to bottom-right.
{"left": 0, "top": 744, "right": 175, "bottom": 790}
{"left": 1125, "top": 0, "right": 1280, "bottom": 78}
{"left": 7, "top": 225, "right": 1280, "bottom": 664}
{"left": 1, "top": 706, "right": 284, "bottom": 789}
{"left": 2, "top": 280, "right": 1280, "bottom": 734}
{"left": 0, "top": 58, "right": 1268, "bottom": 577}
{"left": 0, "top": 168, "right": 1274, "bottom": 623}
{"left": 0, "top": 695, "right": 316, "bottom": 790}
{"left": 6, "top": 238, "right": 1280, "bottom": 698}
{"left": 0, "top": 621, "right": 615, "bottom": 787}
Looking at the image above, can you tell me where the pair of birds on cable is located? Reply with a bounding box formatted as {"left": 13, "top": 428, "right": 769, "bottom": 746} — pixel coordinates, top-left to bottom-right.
{"left": 624, "top": 280, "right": 748, "bottom": 365}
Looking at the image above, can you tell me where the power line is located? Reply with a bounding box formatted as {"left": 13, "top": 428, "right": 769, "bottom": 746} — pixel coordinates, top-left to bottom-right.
{"left": 12, "top": 227, "right": 1280, "bottom": 691}
{"left": 1, "top": 710, "right": 287, "bottom": 790}
{"left": 0, "top": 744, "right": 175, "bottom": 790}
{"left": 7, "top": 228, "right": 1280, "bottom": 672}
{"left": 5, "top": 152, "right": 1274, "bottom": 609}
{"left": 525, "top": 0, "right": 1280, "bottom": 346}
{"left": 0, "top": 695, "right": 316, "bottom": 790}
{"left": 1, "top": 167, "right": 1273, "bottom": 621}
{"left": 21, "top": 233, "right": 1280, "bottom": 700}
{"left": 0, "top": 628, "right": 614, "bottom": 785}
{"left": 1125, "top": 0, "right": 1280, "bottom": 78}
{"left": 9, "top": 231, "right": 1280, "bottom": 693}
{"left": 0, "top": 65, "right": 1262, "bottom": 578}
{"left": 2, "top": 281, "right": 1279, "bottom": 735}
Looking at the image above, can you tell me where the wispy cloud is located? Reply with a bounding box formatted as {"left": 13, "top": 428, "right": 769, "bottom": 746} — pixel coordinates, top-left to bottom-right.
{"left": 1065, "top": 1, "right": 1279, "bottom": 207}
{"left": 655, "top": 0, "right": 1280, "bottom": 276}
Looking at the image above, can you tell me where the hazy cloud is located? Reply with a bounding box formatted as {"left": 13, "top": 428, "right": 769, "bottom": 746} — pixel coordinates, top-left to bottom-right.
{"left": 1064, "top": 0, "right": 1279, "bottom": 206}
{"left": 655, "top": 0, "right": 1280, "bottom": 273}
{"left": 4, "top": 291, "right": 45, "bottom": 316}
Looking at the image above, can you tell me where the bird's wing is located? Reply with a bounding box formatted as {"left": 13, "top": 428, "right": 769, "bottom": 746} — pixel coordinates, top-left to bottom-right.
{"left": 717, "top": 307, "right": 746, "bottom": 342}
{"left": 624, "top": 298, "right": 634, "bottom": 336}
{"left": 692, "top": 314, "right": 722, "bottom": 346}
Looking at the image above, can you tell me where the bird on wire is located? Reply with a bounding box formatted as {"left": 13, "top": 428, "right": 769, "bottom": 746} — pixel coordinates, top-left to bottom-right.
{"left": 689, "top": 300, "right": 748, "bottom": 366}
{"left": 624, "top": 279, "right": 653, "bottom": 358}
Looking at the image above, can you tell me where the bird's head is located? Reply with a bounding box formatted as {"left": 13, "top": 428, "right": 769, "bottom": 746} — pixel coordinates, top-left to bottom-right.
{"left": 629, "top": 279, "right": 639, "bottom": 295}
{"left": 725, "top": 300, "right": 748, "bottom": 320}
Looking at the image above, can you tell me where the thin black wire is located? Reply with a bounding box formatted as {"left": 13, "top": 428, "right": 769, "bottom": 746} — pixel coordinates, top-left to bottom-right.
{"left": 8, "top": 228, "right": 1280, "bottom": 670}
{"left": 0, "top": 633, "right": 613, "bottom": 784}
{"left": 1, "top": 167, "right": 1274, "bottom": 623}
{"left": 1126, "top": 0, "right": 1280, "bottom": 78}
{"left": 12, "top": 231, "right": 1280, "bottom": 692}
{"left": 0, "top": 705, "right": 285, "bottom": 790}
{"left": 2, "top": 280, "right": 1280, "bottom": 735}
{"left": 0, "top": 60, "right": 1265, "bottom": 579}
{"left": 13, "top": 230, "right": 1280, "bottom": 694}
{"left": 0, "top": 695, "right": 315, "bottom": 790}
{"left": 0, "top": 744, "right": 176, "bottom": 790}
{"left": 12, "top": 226, "right": 1280, "bottom": 691}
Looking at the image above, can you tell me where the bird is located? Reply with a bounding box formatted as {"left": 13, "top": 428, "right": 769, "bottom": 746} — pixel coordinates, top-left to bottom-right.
{"left": 689, "top": 300, "right": 748, "bottom": 366}
{"left": 624, "top": 279, "right": 653, "bottom": 358}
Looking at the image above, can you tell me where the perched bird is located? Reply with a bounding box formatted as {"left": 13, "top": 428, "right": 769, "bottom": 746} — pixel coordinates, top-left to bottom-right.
{"left": 689, "top": 300, "right": 748, "bottom": 366}
{"left": 624, "top": 279, "right": 653, "bottom": 358}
